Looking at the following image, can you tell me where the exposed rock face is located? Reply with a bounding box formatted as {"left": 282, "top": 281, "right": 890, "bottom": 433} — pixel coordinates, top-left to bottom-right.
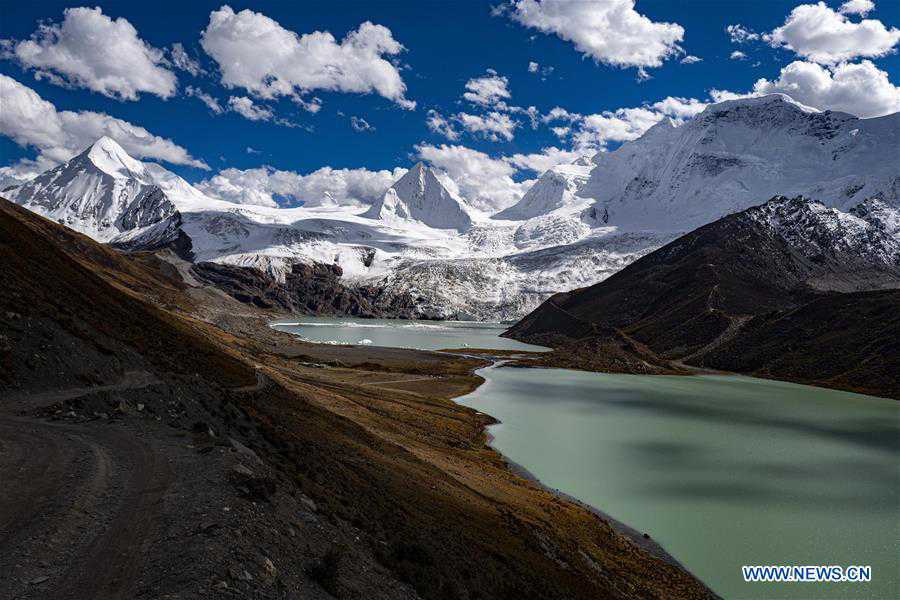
{"left": 190, "top": 261, "right": 429, "bottom": 319}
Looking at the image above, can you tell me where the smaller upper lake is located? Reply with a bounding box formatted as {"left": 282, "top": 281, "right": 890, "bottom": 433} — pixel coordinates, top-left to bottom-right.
{"left": 271, "top": 316, "right": 545, "bottom": 352}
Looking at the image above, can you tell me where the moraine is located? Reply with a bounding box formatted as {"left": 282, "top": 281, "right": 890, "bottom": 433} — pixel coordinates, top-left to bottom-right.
{"left": 277, "top": 317, "right": 900, "bottom": 600}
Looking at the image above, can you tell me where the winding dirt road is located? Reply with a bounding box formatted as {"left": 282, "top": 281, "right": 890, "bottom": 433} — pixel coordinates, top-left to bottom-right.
{"left": 0, "top": 374, "right": 174, "bottom": 600}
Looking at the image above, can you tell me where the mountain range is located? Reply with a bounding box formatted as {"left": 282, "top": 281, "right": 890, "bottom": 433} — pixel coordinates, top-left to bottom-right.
{"left": 4, "top": 94, "right": 899, "bottom": 320}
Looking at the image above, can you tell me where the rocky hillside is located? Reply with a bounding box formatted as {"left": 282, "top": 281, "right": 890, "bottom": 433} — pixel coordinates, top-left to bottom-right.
{"left": 0, "top": 197, "right": 717, "bottom": 599}
{"left": 505, "top": 196, "right": 900, "bottom": 398}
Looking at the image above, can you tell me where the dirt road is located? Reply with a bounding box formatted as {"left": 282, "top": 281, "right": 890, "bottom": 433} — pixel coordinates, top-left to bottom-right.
{"left": 0, "top": 416, "right": 173, "bottom": 600}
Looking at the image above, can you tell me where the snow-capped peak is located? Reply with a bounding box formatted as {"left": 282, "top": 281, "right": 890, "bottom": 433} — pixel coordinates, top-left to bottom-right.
{"left": 82, "top": 136, "right": 147, "bottom": 180}
{"left": 364, "top": 162, "right": 473, "bottom": 232}
{"left": 700, "top": 93, "right": 822, "bottom": 117}
{"left": 579, "top": 93, "right": 898, "bottom": 233}
{"left": 4, "top": 136, "right": 172, "bottom": 242}
{"left": 494, "top": 159, "right": 592, "bottom": 221}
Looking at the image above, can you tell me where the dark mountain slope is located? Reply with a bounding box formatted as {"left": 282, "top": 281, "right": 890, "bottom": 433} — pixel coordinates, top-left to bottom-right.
{"left": 1, "top": 197, "right": 716, "bottom": 599}
{"left": 505, "top": 197, "right": 900, "bottom": 398}
{"left": 701, "top": 289, "right": 900, "bottom": 398}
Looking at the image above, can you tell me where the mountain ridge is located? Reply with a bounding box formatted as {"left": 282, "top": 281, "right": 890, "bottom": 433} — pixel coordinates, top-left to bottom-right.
{"left": 5, "top": 94, "right": 899, "bottom": 320}
{"left": 503, "top": 195, "right": 900, "bottom": 398}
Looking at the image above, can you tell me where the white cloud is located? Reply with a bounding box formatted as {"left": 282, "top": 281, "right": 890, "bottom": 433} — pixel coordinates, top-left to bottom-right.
{"left": 426, "top": 110, "right": 460, "bottom": 141}
{"left": 726, "top": 24, "right": 760, "bottom": 44}
{"left": 565, "top": 96, "right": 707, "bottom": 151}
{"left": 730, "top": 50, "right": 748, "bottom": 60}
{"left": 227, "top": 96, "right": 273, "bottom": 121}
{"left": 246, "top": 146, "right": 261, "bottom": 154}
{"left": 295, "top": 96, "right": 323, "bottom": 113}
{"left": 550, "top": 125, "right": 570, "bottom": 138}
{"left": 186, "top": 86, "right": 223, "bottom": 113}
{"left": 838, "top": 0, "right": 875, "bottom": 17}
{"left": 456, "top": 111, "right": 517, "bottom": 141}
{"left": 462, "top": 70, "right": 511, "bottom": 107}
{"left": 3, "top": 7, "right": 176, "bottom": 101}
{"left": 752, "top": 59, "right": 900, "bottom": 118}
{"left": 766, "top": 2, "right": 900, "bottom": 64}
{"left": 197, "top": 165, "right": 404, "bottom": 208}
{"left": 415, "top": 143, "right": 530, "bottom": 212}
{"left": 680, "top": 54, "right": 702, "bottom": 64}
{"left": 527, "top": 60, "right": 554, "bottom": 77}
{"left": 542, "top": 106, "right": 582, "bottom": 123}
{"left": 501, "top": 0, "right": 684, "bottom": 70}
{"left": 200, "top": 5, "right": 414, "bottom": 109}
{"left": 504, "top": 147, "right": 582, "bottom": 173}
{"left": 169, "top": 42, "right": 203, "bottom": 76}
{"left": 650, "top": 96, "right": 708, "bottom": 118}
{"left": 0, "top": 74, "right": 208, "bottom": 176}
{"left": 350, "top": 116, "right": 374, "bottom": 132}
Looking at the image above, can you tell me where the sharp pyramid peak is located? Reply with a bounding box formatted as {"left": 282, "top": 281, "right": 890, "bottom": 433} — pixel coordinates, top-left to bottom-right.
{"left": 81, "top": 136, "right": 145, "bottom": 178}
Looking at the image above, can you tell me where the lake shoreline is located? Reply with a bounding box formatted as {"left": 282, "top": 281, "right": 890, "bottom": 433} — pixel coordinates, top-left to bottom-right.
{"left": 455, "top": 360, "right": 716, "bottom": 589}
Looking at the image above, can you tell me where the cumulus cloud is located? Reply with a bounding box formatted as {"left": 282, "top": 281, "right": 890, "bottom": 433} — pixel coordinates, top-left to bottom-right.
{"left": 527, "top": 60, "right": 554, "bottom": 77}
{"left": 456, "top": 111, "right": 517, "bottom": 141}
{"left": 295, "top": 96, "right": 323, "bottom": 114}
{"left": 680, "top": 54, "right": 702, "bottom": 64}
{"left": 415, "top": 143, "right": 530, "bottom": 212}
{"left": 227, "top": 96, "right": 274, "bottom": 121}
{"left": 169, "top": 42, "right": 204, "bottom": 76}
{"left": 751, "top": 59, "right": 900, "bottom": 118}
{"left": 200, "top": 5, "right": 414, "bottom": 109}
{"left": 196, "top": 165, "right": 404, "bottom": 208}
{"left": 726, "top": 24, "right": 760, "bottom": 44}
{"left": 462, "top": 70, "right": 511, "bottom": 107}
{"left": 2, "top": 6, "right": 176, "bottom": 101}
{"left": 426, "top": 110, "right": 460, "bottom": 141}
{"left": 766, "top": 2, "right": 900, "bottom": 64}
{"left": 730, "top": 50, "right": 748, "bottom": 60}
{"left": 186, "top": 86, "right": 223, "bottom": 113}
{"left": 543, "top": 95, "right": 707, "bottom": 151}
{"left": 504, "top": 147, "right": 583, "bottom": 173}
{"left": 838, "top": 0, "right": 875, "bottom": 17}
{"left": 0, "top": 74, "right": 208, "bottom": 176}
{"left": 500, "top": 0, "right": 684, "bottom": 71}
{"left": 350, "top": 116, "right": 374, "bottom": 132}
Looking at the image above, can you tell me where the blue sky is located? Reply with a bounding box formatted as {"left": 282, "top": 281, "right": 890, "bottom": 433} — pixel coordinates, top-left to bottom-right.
{"left": 1, "top": 1, "right": 898, "bottom": 209}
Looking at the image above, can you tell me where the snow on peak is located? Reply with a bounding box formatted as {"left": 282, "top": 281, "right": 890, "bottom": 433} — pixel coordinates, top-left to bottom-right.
{"left": 365, "top": 162, "right": 472, "bottom": 231}
{"left": 580, "top": 93, "right": 898, "bottom": 233}
{"left": 702, "top": 93, "right": 822, "bottom": 117}
{"left": 494, "top": 160, "right": 592, "bottom": 221}
{"left": 82, "top": 136, "right": 147, "bottom": 179}
{"left": 746, "top": 196, "right": 900, "bottom": 267}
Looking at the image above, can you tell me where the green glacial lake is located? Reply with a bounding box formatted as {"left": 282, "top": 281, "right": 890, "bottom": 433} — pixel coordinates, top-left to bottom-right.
{"left": 275, "top": 318, "right": 899, "bottom": 599}
{"left": 458, "top": 365, "right": 899, "bottom": 600}
{"left": 271, "top": 316, "right": 545, "bottom": 352}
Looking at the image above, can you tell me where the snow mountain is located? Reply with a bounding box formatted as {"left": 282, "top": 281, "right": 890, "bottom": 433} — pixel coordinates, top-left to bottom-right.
{"left": 495, "top": 160, "right": 593, "bottom": 221}
{"left": 6, "top": 136, "right": 176, "bottom": 242}
{"left": 3, "top": 95, "right": 899, "bottom": 321}
{"left": 580, "top": 94, "right": 899, "bottom": 232}
{"left": 365, "top": 162, "right": 473, "bottom": 232}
